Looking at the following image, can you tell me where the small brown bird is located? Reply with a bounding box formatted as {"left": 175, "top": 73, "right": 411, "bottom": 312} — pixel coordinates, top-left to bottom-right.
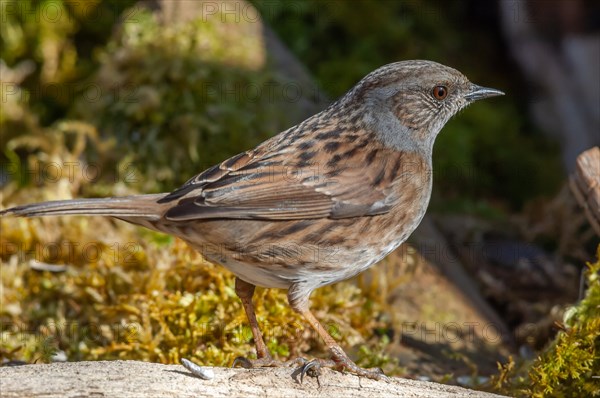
{"left": 1, "top": 60, "right": 503, "bottom": 380}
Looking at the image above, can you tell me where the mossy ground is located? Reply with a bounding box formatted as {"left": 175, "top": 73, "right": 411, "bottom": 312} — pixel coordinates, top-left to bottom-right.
{"left": 492, "top": 246, "right": 600, "bottom": 397}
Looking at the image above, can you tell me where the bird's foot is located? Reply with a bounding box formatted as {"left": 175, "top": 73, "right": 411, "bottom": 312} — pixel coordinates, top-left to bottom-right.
{"left": 297, "top": 347, "right": 387, "bottom": 383}
{"left": 232, "top": 355, "right": 307, "bottom": 369}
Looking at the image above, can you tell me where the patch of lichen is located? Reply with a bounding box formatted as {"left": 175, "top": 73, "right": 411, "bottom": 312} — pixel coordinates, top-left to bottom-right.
{"left": 492, "top": 245, "right": 600, "bottom": 397}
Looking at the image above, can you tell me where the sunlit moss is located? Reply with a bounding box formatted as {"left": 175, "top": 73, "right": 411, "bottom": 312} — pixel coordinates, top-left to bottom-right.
{"left": 72, "top": 5, "right": 302, "bottom": 192}
{"left": 0, "top": 0, "right": 137, "bottom": 128}
{"left": 492, "top": 245, "right": 600, "bottom": 397}
{"left": 525, "top": 246, "right": 600, "bottom": 397}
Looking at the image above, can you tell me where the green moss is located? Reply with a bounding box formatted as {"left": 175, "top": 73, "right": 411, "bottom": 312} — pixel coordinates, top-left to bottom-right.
{"left": 3, "top": 3, "right": 305, "bottom": 193}
{"left": 525, "top": 246, "right": 600, "bottom": 397}
{"left": 355, "top": 334, "right": 400, "bottom": 372}
{"left": 493, "top": 245, "right": 600, "bottom": 397}
{"left": 72, "top": 6, "right": 299, "bottom": 192}
{"left": 0, "top": 0, "right": 136, "bottom": 126}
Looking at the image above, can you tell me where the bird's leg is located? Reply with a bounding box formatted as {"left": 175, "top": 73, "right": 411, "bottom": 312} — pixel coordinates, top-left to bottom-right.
{"left": 232, "top": 278, "right": 305, "bottom": 368}
{"left": 288, "top": 287, "right": 387, "bottom": 382}
{"left": 235, "top": 278, "right": 270, "bottom": 358}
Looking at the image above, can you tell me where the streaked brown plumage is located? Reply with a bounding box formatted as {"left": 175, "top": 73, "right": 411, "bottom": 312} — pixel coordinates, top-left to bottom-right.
{"left": 1, "top": 60, "right": 503, "bottom": 380}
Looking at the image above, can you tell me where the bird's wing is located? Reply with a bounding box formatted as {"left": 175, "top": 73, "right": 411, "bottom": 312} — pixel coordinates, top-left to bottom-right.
{"left": 160, "top": 144, "right": 403, "bottom": 221}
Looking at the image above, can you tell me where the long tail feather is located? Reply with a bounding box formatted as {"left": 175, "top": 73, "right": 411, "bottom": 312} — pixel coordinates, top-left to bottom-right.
{"left": 0, "top": 194, "right": 168, "bottom": 220}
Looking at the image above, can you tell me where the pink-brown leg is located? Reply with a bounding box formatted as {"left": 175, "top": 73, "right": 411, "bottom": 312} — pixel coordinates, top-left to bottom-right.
{"left": 232, "top": 278, "right": 305, "bottom": 368}
{"left": 288, "top": 286, "right": 387, "bottom": 382}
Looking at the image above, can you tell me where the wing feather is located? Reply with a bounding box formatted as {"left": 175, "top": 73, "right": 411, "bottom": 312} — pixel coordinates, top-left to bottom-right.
{"left": 161, "top": 141, "right": 401, "bottom": 221}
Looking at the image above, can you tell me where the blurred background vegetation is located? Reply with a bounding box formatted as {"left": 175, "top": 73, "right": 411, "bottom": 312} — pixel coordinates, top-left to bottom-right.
{"left": 1, "top": 1, "right": 598, "bottom": 396}
{"left": 1, "top": 0, "right": 566, "bottom": 206}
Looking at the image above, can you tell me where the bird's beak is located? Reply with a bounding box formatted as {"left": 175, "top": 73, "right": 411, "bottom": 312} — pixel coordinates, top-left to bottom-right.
{"left": 464, "top": 84, "right": 504, "bottom": 102}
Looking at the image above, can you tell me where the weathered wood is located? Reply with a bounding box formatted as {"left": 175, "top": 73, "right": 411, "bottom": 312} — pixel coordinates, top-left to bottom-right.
{"left": 569, "top": 147, "right": 600, "bottom": 235}
{"left": 0, "top": 361, "right": 509, "bottom": 398}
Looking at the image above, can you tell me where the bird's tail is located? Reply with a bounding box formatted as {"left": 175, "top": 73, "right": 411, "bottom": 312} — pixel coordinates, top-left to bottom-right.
{"left": 0, "top": 194, "right": 168, "bottom": 221}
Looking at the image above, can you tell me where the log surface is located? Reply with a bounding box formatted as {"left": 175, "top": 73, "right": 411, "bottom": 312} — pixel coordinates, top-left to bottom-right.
{"left": 0, "top": 360, "right": 509, "bottom": 398}
{"left": 570, "top": 146, "right": 600, "bottom": 235}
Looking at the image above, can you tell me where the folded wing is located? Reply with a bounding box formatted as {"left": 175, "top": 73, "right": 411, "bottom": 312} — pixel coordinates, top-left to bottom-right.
{"left": 160, "top": 144, "right": 399, "bottom": 221}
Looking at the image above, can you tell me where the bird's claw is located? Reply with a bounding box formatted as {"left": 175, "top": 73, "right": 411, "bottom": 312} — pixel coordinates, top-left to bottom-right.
{"left": 233, "top": 354, "right": 386, "bottom": 384}
{"left": 299, "top": 359, "right": 322, "bottom": 384}
{"left": 297, "top": 352, "right": 388, "bottom": 382}
{"left": 232, "top": 356, "right": 254, "bottom": 369}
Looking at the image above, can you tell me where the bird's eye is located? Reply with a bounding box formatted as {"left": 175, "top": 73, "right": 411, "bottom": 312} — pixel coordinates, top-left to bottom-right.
{"left": 432, "top": 85, "right": 448, "bottom": 100}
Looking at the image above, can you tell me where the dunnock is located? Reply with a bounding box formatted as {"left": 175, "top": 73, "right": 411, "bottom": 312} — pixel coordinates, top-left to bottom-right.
{"left": 1, "top": 60, "right": 503, "bottom": 380}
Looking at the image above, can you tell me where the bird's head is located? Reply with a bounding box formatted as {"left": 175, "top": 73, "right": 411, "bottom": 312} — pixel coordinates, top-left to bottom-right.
{"left": 348, "top": 60, "right": 504, "bottom": 153}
